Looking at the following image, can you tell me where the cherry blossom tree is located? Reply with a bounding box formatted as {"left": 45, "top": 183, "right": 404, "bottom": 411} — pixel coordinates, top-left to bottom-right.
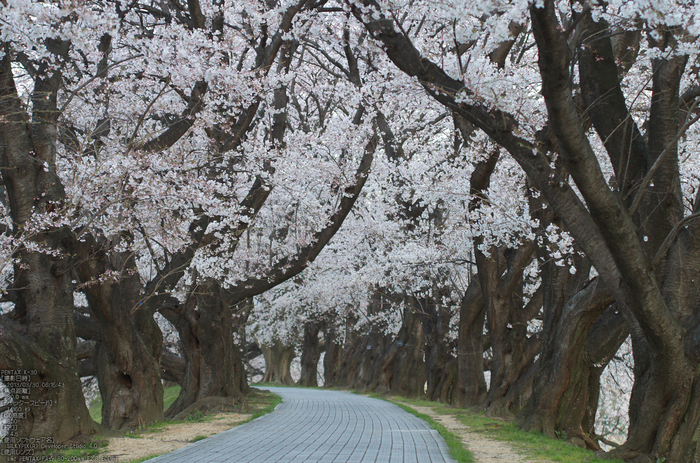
{"left": 0, "top": 0, "right": 375, "bottom": 446}
{"left": 346, "top": 0, "right": 700, "bottom": 459}
{"left": 2, "top": 0, "right": 700, "bottom": 462}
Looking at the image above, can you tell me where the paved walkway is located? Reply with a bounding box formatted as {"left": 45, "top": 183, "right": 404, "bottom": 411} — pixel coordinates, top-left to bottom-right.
{"left": 145, "top": 387, "right": 456, "bottom": 462}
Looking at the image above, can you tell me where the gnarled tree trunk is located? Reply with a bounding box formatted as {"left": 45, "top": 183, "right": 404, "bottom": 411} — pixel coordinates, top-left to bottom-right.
{"left": 0, "top": 45, "right": 98, "bottom": 455}
{"left": 455, "top": 148, "right": 497, "bottom": 409}
{"left": 457, "top": 278, "right": 487, "bottom": 408}
{"left": 299, "top": 320, "right": 322, "bottom": 387}
{"left": 420, "top": 296, "right": 457, "bottom": 403}
{"left": 389, "top": 302, "right": 427, "bottom": 397}
{"left": 488, "top": 186, "right": 594, "bottom": 423}
{"left": 517, "top": 280, "right": 623, "bottom": 448}
{"left": 479, "top": 243, "right": 539, "bottom": 415}
{"left": 323, "top": 323, "right": 343, "bottom": 387}
{"left": 161, "top": 280, "right": 249, "bottom": 419}
{"left": 354, "top": 291, "right": 393, "bottom": 391}
{"left": 261, "top": 341, "right": 296, "bottom": 386}
{"left": 76, "top": 237, "right": 164, "bottom": 430}
{"left": 333, "top": 314, "right": 364, "bottom": 387}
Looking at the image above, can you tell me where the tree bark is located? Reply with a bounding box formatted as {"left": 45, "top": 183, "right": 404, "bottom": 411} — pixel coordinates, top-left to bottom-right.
{"left": 479, "top": 243, "right": 539, "bottom": 414}
{"left": 390, "top": 302, "right": 427, "bottom": 397}
{"left": 160, "top": 280, "right": 249, "bottom": 419}
{"left": 299, "top": 320, "right": 322, "bottom": 387}
{"left": 160, "top": 350, "right": 186, "bottom": 385}
{"left": 76, "top": 237, "right": 164, "bottom": 430}
{"left": 517, "top": 280, "right": 617, "bottom": 446}
{"left": 0, "top": 43, "right": 98, "bottom": 454}
{"left": 420, "top": 296, "right": 457, "bottom": 403}
{"left": 323, "top": 323, "right": 343, "bottom": 387}
{"left": 354, "top": 291, "right": 393, "bottom": 391}
{"left": 457, "top": 278, "right": 487, "bottom": 408}
{"left": 332, "top": 314, "right": 364, "bottom": 387}
{"left": 261, "top": 341, "right": 296, "bottom": 386}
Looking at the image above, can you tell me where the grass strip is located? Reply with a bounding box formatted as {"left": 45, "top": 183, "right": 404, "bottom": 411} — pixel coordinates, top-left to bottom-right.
{"left": 451, "top": 410, "right": 623, "bottom": 463}
{"left": 126, "top": 453, "right": 162, "bottom": 463}
{"left": 393, "top": 397, "right": 623, "bottom": 463}
{"left": 245, "top": 389, "right": 283, "bottom": 421}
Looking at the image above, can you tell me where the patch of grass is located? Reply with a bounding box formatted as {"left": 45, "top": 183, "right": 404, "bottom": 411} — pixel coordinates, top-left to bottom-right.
{"left": 185, "top": 409, "right": 206, "bottom": 422}
{"left": 89, "top": 385, "right": 182, "bottom": 425}
{"left": 245, "top": 388, "right": 284, "bottom": 421}
{"left": 393, "top": 397, "right": 623, "bottom": 463}
{"left": 380, "top": 398, "right": 473, "bottom": 463}
{"left": 163, "top": 385, "right": 183, "bottom": 409}
{"left": 126, "top": 453, "right": 162, "bottom": 462}
{"left": 190, "top": 434, "right": 208, "bottom": 443}
{"left": 89, "top": 395, "right": 103, "bottom": 423}
{"left": 457, "top": 412, "right": 622, "bottom": 463}
{"left": 130, "top": 419, "right": 174, "bottom": 435}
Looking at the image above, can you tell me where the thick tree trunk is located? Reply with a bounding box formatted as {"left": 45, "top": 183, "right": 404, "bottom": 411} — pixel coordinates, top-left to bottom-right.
{"left": 299, "top": 321, "right": 322, "bottom": 387}
{"left": 0, "top": 248, "right": 99, "bottom": 452}
{"left": 92, "top": 342, "right": 162, "bottom": 429}
{"left": 607, "top": 317, "right": 700, "bottom": 462}
{"left": 76, "top": 239, "right": 164, "bottom": 430}
{"left": 432, "top": 356, "right": 458, "bottom": 404}
{"left": 517, "top": 281, "right": 620, "bottom": 447}
{"left": 0, "top": 47, "right": 98, "bottom": 456}
{"left": 421, "top": 297, "right": 457, "bottom": 403}
{"left": 455, "top": 149, "right": 497, "bottom": 409}
{"left": 261, "top": 342, "right": 296, "bottom": 386}
{"left": 354, "top": 291, "right": 394, "bottom": 391}
{"left": 358, "top": 329, "right": 393, "bottom": 391}
{"left": 1, "top": 309, "right": 98, "bottom": 450}
{"left": 161, "top": 280, "right": 248, "bottom": 419}
{"left": 390, "top": 303, "right": 427, "bottom": 397}
{"left": 363, "top": 335, "right": 394, "bottom": 392}
{"left": 333, "top": 315, "right": 364, "bottom": 387}
{"left": 613, "top": 231, "right": 700, "bottom": 461}
{"left": 323, "top": 325, "right": 343, "bottom": 387}
{"left": 617, "top": 345, "right": 700, "bottom": 462}
{"left": 487, "top": 178, "right": 589, "bottom": 419}
{"left": 479, "top": 244, "right": 538, "bottom": 414}
{"left": 457, "top": 278, "right": 487, "bottom": 408}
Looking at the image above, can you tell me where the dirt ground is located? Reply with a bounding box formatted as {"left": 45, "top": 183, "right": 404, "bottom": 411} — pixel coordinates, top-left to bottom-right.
{"left": 100, "top": 412, "right": 252, "bottom": 462}
{"left": 407, "top": 404, "right": 553, "bottom": 463}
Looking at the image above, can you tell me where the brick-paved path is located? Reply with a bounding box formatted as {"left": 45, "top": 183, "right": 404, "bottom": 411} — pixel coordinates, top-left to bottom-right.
{"left": 145, "top": 387, "right": 456, "bottom": 462}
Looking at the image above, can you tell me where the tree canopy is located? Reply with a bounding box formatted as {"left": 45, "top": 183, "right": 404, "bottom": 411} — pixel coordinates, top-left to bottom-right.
{"left": 1, "top": 0, "right": 700, "bottom": 461}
